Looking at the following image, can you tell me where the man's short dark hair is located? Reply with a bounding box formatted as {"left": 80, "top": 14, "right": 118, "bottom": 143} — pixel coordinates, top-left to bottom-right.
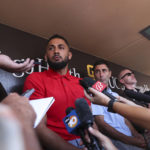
{"left": 47, "top": 34, "right": 70, "bottom": 49}
{"left": 93, "top": 60, "right": 111, "bottom": 71}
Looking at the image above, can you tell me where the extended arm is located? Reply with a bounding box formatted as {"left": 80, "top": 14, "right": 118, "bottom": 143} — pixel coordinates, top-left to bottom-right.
{"left": 2, "top": 93, "right": 42, "bottom": 150}
{"left": 113, "top": 101, "right": 150, "bottom": 130}
{"left": 35, "top": 116, "right": 80, "bottom": 150}
{"left": 0, "top": 54, "right": 34, "bottom": 72}
{"left": 85, "top": 87, "right": 150, "bottom": 130}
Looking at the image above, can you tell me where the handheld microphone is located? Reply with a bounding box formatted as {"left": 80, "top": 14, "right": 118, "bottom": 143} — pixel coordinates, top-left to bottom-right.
{"left": 64, "top": 98, "right": 101, "bottom": 150}
{"left": 80, "top": 77, "right": 106, "bottom": 92}
{"left": 124, "top": 89, "right": 150, "bottom": 103}
{"left": 80, "top": 77, "right": 117, "bottom": 101}
{"left": 63, "top": 107, "right": 81, "bottom": 135}
{"left": 75, "top": 98, "right": 101, "bottom": 150}
{"left": 75, "top": 98, "right": 93, "bottom": 126}
{"left": 65, "top": 107, "right": 74, "bottom": 115}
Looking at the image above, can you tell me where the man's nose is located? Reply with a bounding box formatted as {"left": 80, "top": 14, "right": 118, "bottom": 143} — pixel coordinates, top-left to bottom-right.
{"left": 54, "top": 47, "right": 59, "bottom": 53}
{"left": 99, "top": 71, "right": 103, "bottom": 76}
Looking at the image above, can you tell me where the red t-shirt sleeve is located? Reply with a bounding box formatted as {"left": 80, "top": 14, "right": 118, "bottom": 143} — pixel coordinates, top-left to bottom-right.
{"left": 23, "top": 73, "right": 45, "bottom": 100}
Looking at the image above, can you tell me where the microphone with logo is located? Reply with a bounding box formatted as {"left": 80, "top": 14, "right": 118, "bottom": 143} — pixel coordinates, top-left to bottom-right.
{"left": 80, "top": 77, "right": 118, "bottom": 101}
{"left": 63, "top": 98, "right": 101, "bottom": 150}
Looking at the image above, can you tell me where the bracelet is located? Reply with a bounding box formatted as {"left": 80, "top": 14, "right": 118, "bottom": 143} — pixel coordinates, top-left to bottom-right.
{"left": 107, "top": 99, "right": 116, "bottom": 113}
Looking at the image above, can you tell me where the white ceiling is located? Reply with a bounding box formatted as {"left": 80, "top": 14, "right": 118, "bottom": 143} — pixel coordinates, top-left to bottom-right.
{"left": 0, "top": 0, "right": 150, "bottom": 75}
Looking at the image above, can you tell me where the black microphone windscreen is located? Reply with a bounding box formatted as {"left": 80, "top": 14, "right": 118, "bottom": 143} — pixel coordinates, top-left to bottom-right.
{"left": 66, "top": 107, "right": 74, "bottom": 115}
{"left": 80, "top": 77, "right": 96, "bottom": 89}
{"left": 144, "top": 91, "right": 150, "bottom": 96}
{"left": 125, "top": 89, "right": 150, "bottom": 103}
{"left": 75, "top": 98, "right": 93, "bottom": 126}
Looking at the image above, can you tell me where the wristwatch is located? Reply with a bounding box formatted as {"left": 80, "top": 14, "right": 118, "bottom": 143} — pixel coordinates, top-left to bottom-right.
{"left": 107, "top": 99, "right": 116, "bottom": 113}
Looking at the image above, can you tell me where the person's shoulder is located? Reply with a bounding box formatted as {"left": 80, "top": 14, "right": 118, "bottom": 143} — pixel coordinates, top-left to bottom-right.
{"left": 69, "top": 75, "right": 81, "bottom": 82}
{"left": 27, "top": 72, "right": 42, "bottom": 78}
{"left": 26, "top": 70, "right": 48, "bottom": 81}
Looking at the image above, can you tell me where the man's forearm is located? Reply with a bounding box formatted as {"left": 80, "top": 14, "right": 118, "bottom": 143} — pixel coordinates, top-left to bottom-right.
{"left": 95, "top": 116, "right": 136, "bottom": 145}
{"left": 96, "top": 119, "right": 145, "bottom": 147}
{"left": 113, "top": 102, "right": 150, "bottom": 130}
{"left": 22, "top": 124, "right": 42, "bottom": 150}
{"left": 124, "top": 119, "right": 142, "bottom": 138}
{"left": 36, "top": 125, "right": 80, "bottom": 150}
{"left": 99, "top": 123, "right": 131, "bottom": 143}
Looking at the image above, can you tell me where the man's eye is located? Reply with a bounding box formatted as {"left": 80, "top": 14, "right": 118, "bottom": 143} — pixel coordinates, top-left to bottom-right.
{"left": 102, "top": 69, "right": 107, "bottom": 72}
{"left": 59, "top": 46, "right": 64, "bottom": 49}
{"left": 95, "top": 70, "right": 100, "bottom": 73}
{"left": 48, "top": 47, "right": 53, "bottom": 50}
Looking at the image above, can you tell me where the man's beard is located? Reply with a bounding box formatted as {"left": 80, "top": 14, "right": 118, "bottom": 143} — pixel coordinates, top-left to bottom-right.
{"left": 47, "top": 56, "right": 69, "bottom": 70}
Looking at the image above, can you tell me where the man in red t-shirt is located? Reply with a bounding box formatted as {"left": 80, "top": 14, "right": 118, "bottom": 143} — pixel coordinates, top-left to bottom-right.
{"left": 23, "top": 34, "right": 90, "bottom": 150}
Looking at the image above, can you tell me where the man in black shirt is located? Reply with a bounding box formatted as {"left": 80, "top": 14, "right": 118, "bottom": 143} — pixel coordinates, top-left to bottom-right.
{"left": 118, "top": 68, "right": 148, "bottom": 107}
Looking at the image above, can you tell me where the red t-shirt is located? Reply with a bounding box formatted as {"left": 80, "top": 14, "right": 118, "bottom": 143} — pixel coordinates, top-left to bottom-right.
{"left": 23, "top": 68, "right": 90, "bottom": 141}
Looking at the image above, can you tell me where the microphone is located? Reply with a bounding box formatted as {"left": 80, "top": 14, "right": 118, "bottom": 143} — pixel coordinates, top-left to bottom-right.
{"left": 124, "top": 89, "right": 150, "bottom": 103}
{"left": 65, "top": 107, "right": 74, "bottom": 115}
{"left": 63, "top": 98, "right": 101, "bottom": 150}
{"left": 80, "top": 77, "right": 117, "bottom": 101}
{"left": 63, "top": 107, "right": 81, "bottom": 135}
{"left": 75, "top": 98, "right": 93, "bottom": 126}
{"left": 80, "top": 77, "right": 106, "bottom": 91}
{"left": 75, "top": 98, "right": 101, "bottom": 150}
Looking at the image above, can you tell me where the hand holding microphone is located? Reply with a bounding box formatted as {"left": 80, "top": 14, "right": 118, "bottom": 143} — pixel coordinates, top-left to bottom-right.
{"left": 64, "top": 98, "right": 118, "bottom": 150}
{"left": 80, "top": 77, "right": 117, "bottom": 109}
{"left": 80, "top": 77, "right": 139, "bottom": 108}
{"left": 85, "top": 87, "right": 138, "bottom": 107}
{"left": 87, "top": 127, "right": 117, "bottom": 150}
{"left": 64, "top": 98, "right": 101, "bottom": 150}
{"left": 84, "top": 87, "right": 110, "bottom": 106}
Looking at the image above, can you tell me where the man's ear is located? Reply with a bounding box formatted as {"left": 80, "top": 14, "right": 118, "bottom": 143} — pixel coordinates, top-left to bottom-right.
{"left": 68, "top": 51, "right": 72, "bottom": 60}
{"left": 119, "top": 79, "right": 124, "bottom": 84}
